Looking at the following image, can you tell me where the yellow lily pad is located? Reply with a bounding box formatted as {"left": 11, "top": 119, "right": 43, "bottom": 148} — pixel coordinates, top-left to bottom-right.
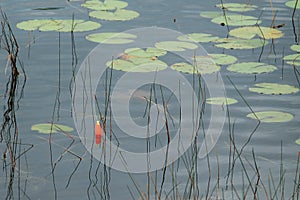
{"left": 229, "top": 26, "right": 284, "bottom": 39}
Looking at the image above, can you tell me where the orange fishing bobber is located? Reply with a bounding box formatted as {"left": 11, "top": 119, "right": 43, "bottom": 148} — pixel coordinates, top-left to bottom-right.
{"left": 95, "top": 120, "right": 102, "bottom": 144}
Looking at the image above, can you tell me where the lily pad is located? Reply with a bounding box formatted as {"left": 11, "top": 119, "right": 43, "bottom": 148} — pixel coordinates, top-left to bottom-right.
{"left": 290, "top": 44, "right": 300, "bottom": 52}
{"left": 211, "top": 14, "right": 261, "bottom": 26}
{"left": 124, "top": 47, "right": 167, "bottom": 58}
{"left": 285, "top": 1, "right": 300, "bottom": 9}
{"left": 249, "top": 83, "right": 299, "bottom": 95}
{"left": 229, "top": 26, "right": 283, "bottom": 39}
{"left": 215, "top": 38, "right": 267, "bottom": 49}
{"left": 16, "top": 19, "right": 101, "bottom": 32}
{"left": 31, "top": 123, "right": 74, "bottom": 134}
{"left": 86, "top": 32, "right": 136, "bottom": 44}
{"left": 171, "top": 61, "right": 220, "bottom": 75}
{"left": 106, "top": 47, "right": 168, "bottom": 72}
{"left": 177, "top": 33, "right": 219, "bottom": 43}
{"left": 89, "top": 9, "right": 139, "bottom": 21}
{"left": 216, "top": 3, "right": 258, "bottom": 12}
{"left": 283, "top": 53, "right": 300, "bottom": 66}
{"left": 155, "top": 41, "right": 198, "bottom": 51}
{"left": 81, "top": 0, "right": 128, "bottom": 11}
{"left": 200, "top": 11, "right": 223, "bottom": 19}
{"left": 107, "top": 58, "right": 167, "bottom": 72}
{"left": 208, "top": 54, "right": 237, "bottom": 65}
{"left": 295, "top": 138, "right": 300, "bottom": 145}
{"left": 206, "top": 97, "right": 238, "bottom": 105}
{"left": 246, "top": 111, "right": 294, "bottom": 123}
{"left": 227, "top": 62, "right": 277, "bottom": 74}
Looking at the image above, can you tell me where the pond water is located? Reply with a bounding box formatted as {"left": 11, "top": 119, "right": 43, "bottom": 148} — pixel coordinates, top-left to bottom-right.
{"left": 0, "top": 0, "right": 300, "bottom": 199}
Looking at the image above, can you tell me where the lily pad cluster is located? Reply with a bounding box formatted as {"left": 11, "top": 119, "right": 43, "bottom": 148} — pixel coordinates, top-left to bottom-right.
{"left": 199, "top": 3, "right": 284, "bottom": 50}
{"left": 82, "top": 0, "right": 139, "bottom": 21}
{"left": 16, "top": 19, "right": 101, "bottom": 32}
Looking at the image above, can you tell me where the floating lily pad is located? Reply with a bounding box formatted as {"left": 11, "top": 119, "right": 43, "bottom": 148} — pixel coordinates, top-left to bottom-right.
{"left": 16, "top": 19, "right": 101, "bottom": 32}
{"left": 249, "top": 83, "right": 299, "bottom": 95}
{"left": 177, "top": 33, "right": 219, "bottom": 43}
{"left": 106, "top": 47, "right": 168, "bottom": 72}
{"left": 229, "top": 26, "right": 283, "bottom": 40}
{"left": 171, "top": 61, "right": 220, "bottom": 75}
{"left": 155, "top": 41, "right": 197, "bottom": 51}
{"left": 283, "top": 53, "right": 300, "bottom": 66}
{"left": 211, "top": 14, "right": 261, "bottom": 26}
{"left": 227, "top": 62, "right": 277, "bottom": 74}
{"left": 31, "top": 123, "right": 74, "bottom": 134}
{"left": 107, "top": 59, "right": 167, "bottom": 72}
{"left": 206, "top": 97, "right": 238, "bottom": 105}
{"left": 216, "top": 3, "right": 258, "bottom": 12}
{"left": 89, "top": 9, "right": 139, "bottom": 21}
{"left": 285, "top": 1, "right": 300, "bottom": 9}
{"left": 124, "top": 47, "right": 167, "bottom": 58}
{"left": 247, "top": 111, "right": 294, "bottom": 123}
{"left": 86, "top": 32, "right": 136, "bottom": 44}
{"left": 290, "top": 44, "right": 300, "bottom": 52}
{"left": 295, "top": 138, "right": 300, "bottom": 145}
{"left": 81, "top": 0, "right": 128, "bottom": 11}
{"left": 208, "top": 54, "right": 237, "bottom": 65}
{"left": 215, "top": 38, "right": 267, "bottom": 49}
{"left": 200, "top": 11, "right": 223, "bottom": 19}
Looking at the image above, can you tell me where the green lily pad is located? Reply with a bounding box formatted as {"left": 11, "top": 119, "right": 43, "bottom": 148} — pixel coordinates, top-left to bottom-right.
{"left": 206, "top": 97, "right": 238, "bottom": 105}
{"left": 249, "top": 83, "right": 299, "bottom": 95}
{"left": 208, "top": 54, "right": 237, "bottom": 65}
{"left": 247, "top": 111, "right": 294, "bottom": 123}
{"left": 284, "top": 53, "right": 300, "bottom": 66}
{"left": 285, "top": 1, "right": 300, "bottom": 9}
{"left": 229, "top": 26, "right": 283, "bottom": 39}
{"left": 89, "top": 9, "right": 139, "bottom": 21}
{"left": 106, "top": 47, "right": 168, "bottom": 72}
{"left": 295, "top": 138, "right": 300, "bottom": 145}
{"left": 211, "top": 14, "right": 261, "bottom": 26}
{"left": 216, "top": 3, "right": 258, "bottom": 12}
{"left": 171, "top": 61, "right": 220, "bottom": 75}
{"left": 86, "top": 32, "right": 136, "bottom": 44}
{"left": 177, "top": 33, "right": 219, "bottom": 43}
{"left": 215, "top": 38, "right": 267, "bottom": 49}
{"left": 16, "top": 19, "right": 101, "bottom": 32}
{"left": 31, "top": 123, "right": 74, "bottom": 134}
{"left": 107, "top": 58, "right": 167, "bottom": 72}
{"left": 200, "top": 11, "right": 223, "bottom": 19}
{"left": 291, "top": 45, "right": 300, "bottom": 52}
{"left": 124, "top": 47, "right": 167, "bottom": 58}
{"left": 155, "top": 41, "right": 198, "bottom": 51}
{"left": 81, "top": 0, "right": 128, "bottom": 11}
{"left": 227, "top": 62, "right": 277, "bottom": 74}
